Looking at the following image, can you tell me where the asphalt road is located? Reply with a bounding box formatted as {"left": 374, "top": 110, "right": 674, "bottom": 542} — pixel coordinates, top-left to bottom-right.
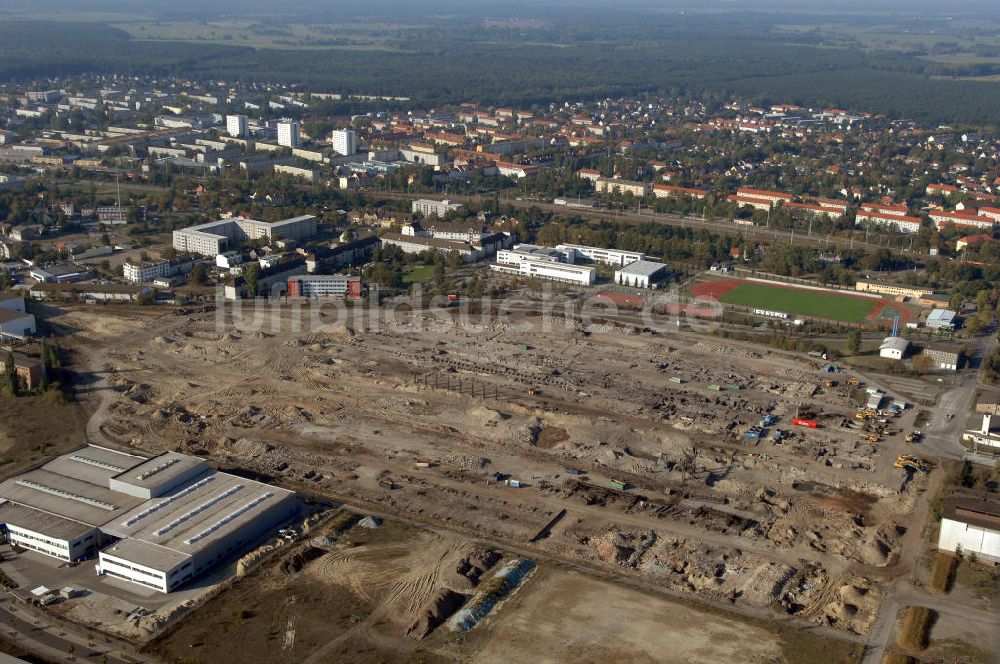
{"left": 0, "top": 596, "right": 144, "bottom": 664}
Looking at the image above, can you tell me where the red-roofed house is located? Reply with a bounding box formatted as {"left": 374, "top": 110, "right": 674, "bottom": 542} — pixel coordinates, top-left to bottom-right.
{"left": 652, "top": 184, "right": 707, "bottom": 200}
{"left": 928, "top": 209, "right": 996, "bottom": 231}
{"left": 956, "top": 234, "right": 993, "bottom": 252}
{"left": 855, "top": 211, "right": 923, "bottom": 234}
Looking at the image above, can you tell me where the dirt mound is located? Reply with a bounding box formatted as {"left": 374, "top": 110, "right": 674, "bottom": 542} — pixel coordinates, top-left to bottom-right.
{"left": 535, "top": 427, "right": 570, "bottom": 449}
{"left": 406, "top": 588, "right": 467, "bottom": 640}
{"left": 280, "top": 547, "right": 326, "bottom": 575}
{"left": 740, "top": 562, "right": 797, "bottom": 608}
{"left": 589, "top": 532, "right": 635, "bottom": 565}
{"left": 470, "top": 406, "right": 507, "bottom": 423}
{"left": 855, "top": 525, "right": 896, "bottom": 567}
{"left": 820, "top": 578, "right": 880, "bottom": 634}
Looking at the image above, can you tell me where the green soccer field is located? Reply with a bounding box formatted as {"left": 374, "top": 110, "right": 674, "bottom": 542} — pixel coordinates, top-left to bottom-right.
{"left": 719, "top": 283, "right": 877, "bottom": 322}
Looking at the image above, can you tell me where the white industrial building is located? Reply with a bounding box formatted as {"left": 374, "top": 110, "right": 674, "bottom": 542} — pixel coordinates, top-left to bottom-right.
{"left": 0, "top": 294, "right": 26, "bottom": 313}
{"left": 614, "top": 260, "right": 669, "bottom": 289}
{"left": 926, "top": 308, "right": 958, "bottom": 330}
{"left": 0, "top": 446, "right": 297, "bottom": 593}
{"left": 276, "top": 121, "right": 301, "bottom": 148}
{"left": 937, "top": 490, "right": 1000, "bottom": 563}
{"left": 962, "top": 414, "right": 1000, "bottom": 452}
{"left": 331, "top": 128, "right": 357, "bottom": 156}
{"left": 556, "top": 243, "right": 643, "bottom": 267}
{"left": 0, "top": 306, "right": 35, "bottom": 340}
{"left": 173, "top": 215, "right": 317, "bottom": 256}
{"left": 878, "top": 336, "right": 909, "bottom": 360}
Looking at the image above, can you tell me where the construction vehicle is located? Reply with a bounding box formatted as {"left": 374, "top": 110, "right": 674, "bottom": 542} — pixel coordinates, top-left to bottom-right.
{"left": 895, "top": 455, "right": 932, "bottom": 472}
{"left": 905, "top": 431, "right": 923, "bottom": 444}
{"left": 859, "top": 433, "right": 879, "bottom": 443}
{"left": 848, "top": 378, "right": 860, "bottom": 386}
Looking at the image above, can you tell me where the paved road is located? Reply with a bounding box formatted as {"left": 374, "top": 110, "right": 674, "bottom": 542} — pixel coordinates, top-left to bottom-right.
{"left": 922, "top": 331, "right": 998, "bottom": 464}
{"left": 0, "top": 596, "right": 145, "bottom": 664}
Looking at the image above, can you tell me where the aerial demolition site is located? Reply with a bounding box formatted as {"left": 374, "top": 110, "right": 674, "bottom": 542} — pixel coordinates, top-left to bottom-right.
{"left": 28, "top": 291, "right": 935, "bottom": 662}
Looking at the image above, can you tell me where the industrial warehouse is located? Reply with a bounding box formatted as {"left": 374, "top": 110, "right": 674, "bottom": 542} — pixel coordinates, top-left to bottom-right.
{"left": 0, "top": 446, "right": 298, "bottom": 593}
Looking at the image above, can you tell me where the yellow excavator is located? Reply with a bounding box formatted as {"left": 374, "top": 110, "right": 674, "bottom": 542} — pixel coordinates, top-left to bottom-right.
{"left": 895, "top": 454, "right": 932, "bottom": 472}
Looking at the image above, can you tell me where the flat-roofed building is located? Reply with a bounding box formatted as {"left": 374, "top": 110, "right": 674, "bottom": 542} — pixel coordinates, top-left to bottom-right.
{"left": 0, "top": 308, "right": 35, "bottom": 340}
{"left": 0, "top": 294, "right": 26, "bottom": 313}
{"left": 492, "top": 258, "right": 595, "bottom": 286}
{"left": 287, "top": 274, "right": 363, "bottom": 300}
{"left": 123, "top": 254, "right": 197, "bottom": 284}
{"left": 492, "top": 246, "right": 594, "bottom": 285}
{"left": 411, "top": 199, "right": 462, "bottom": 218}
{"left": 926, "top": 308, "right": 957, "bottom": 330}
{"left": 614, "top": 260, "right": 669, "bottom": 289}
{"left": 555, "top": 243, "right": 643, "bottom": 267}
{"left": 937, "top": 489, "right": 1000, "bottom": 563}
{"left": 0, "top": 446, "right": 149, "bottom": 560}
{"left": 0, "top": 446, "right": 298, "bottom": 593}
{"left": 922, "top": 344, "right": 961, "bottom": 371}
{"left": 0, "top": 348, "right": 45, "bottom": 389}
{"left": 173, "top": 215, "right": 317, "bottom": 256}
{"left": 276, "top": 121, "right": 301, "bottom": 148}
{"left": 330, "top": 128, "right": 357, "bottom": 156}
{"left": 380, "top": 232, "right": 481, "bottom": 261}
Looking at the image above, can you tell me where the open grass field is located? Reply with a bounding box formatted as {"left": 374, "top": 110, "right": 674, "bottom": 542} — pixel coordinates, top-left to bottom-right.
{"left": 693, "top": 279, "right": 880, "bottom": 323}
{"left": 402, "top": 264, "right": 436, "bottom": 284}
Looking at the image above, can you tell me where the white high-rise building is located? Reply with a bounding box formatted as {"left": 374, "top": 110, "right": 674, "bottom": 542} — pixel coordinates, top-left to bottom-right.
{"left": 331, "top": 128, "right": 357, "bottom": 156}
{"left": 226, "top": 114, "right": 249, "bottom": 138}
{"left": 276, "top": 121, "right": 301, "bottom": 148}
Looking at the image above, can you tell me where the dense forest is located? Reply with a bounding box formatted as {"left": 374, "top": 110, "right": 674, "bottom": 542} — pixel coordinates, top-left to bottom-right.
{"left": 2, "top": 14, "right": 1000, "bottom": 126}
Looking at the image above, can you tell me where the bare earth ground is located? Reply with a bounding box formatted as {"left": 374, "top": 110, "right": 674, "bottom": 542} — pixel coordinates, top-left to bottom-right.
{"left": 462, "top": 566, "right": 784, "bottom": 664}
{"left": 13, "top": 301, "right": 952, "bottom": 661}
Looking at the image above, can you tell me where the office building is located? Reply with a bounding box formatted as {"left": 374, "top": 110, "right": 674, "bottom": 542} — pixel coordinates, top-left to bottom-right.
{"left": 492, "top": 246, "right": 594, "bottom": 285}
{"left": 331, "top": 128, "right": 357, "bottom": 156}
{"left": 287, "top": 274, "right": 363, "bottom": 300}
{"left": 556, "top": 243, "right": 643, "bottom": 267}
